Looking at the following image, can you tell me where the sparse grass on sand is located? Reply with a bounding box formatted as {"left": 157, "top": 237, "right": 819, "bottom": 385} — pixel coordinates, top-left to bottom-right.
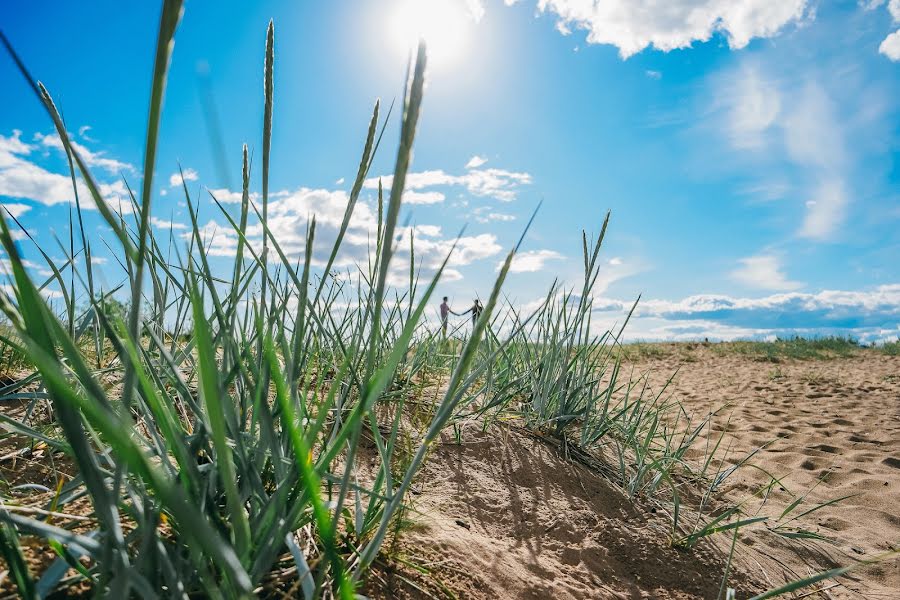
{"left": 618, "top": 336, "right": 885, "bottom": 363}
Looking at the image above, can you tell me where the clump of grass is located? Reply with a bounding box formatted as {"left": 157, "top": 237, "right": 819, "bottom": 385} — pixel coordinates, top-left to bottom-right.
{"left": 615, "top": 341, "right": 671, "bottom": 361}
{"left": 0, "top": 4, "right": 520, "bottom": 596}
{"left": 879, "top": 339, "right": 900, "bottom": 356}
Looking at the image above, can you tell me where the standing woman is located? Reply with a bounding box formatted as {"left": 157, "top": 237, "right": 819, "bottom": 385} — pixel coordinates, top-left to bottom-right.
{"left": 469, "top": 298, "right": 483, "bottom": 328}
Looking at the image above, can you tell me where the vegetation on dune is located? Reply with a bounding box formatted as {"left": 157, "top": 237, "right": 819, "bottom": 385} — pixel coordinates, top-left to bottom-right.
{"left": 0, "top": 2, "right": 890, "bottom": 598}
{"left": 617, "top": 335, "right": 893, "bottom": 363}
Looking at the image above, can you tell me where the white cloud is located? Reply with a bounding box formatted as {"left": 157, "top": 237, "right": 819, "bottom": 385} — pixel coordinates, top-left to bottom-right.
{"left": 502, "top": 249, "right": 564, "bottom": 273}
{"left": 731, "top": 254, "right": 803, "bottom": 291}
{"left": 0, "top": 257, "right": 52, "bottom": 278}
{"left": 533, "top": 0, "right": 810, "bottom": 58}
{"left": 169, "top": 168, "right": 199, "bottom": 187}
{"left": 191, "top": 186, "right": 504, "bottom": 284}
{"left": 77, "top": 125, "right": 96, "bottom": 142}
{"left": 879, "top": 29, "right": 900, "bottom": 60}
{"left": 151, "top": 216, "right": 188, "bottom": 230}
{"left": 0, "top": 130, "right": 132, "bottom": 212}
{"left": 403, "top": 190, "right": 445, "bottom": 204}
{"left": 718, "top": 65, "right": 855, "bottom": 239}
{"left": 366, "top": 166, "right": 532, "bottom": 202}
{"left": 33, "top": 131, "right": 133, "bottom": 174}
{"left": 799, "top": 179, "right": 848, "bottom": 240}
{"left": 726, "top": 64, "right": 781, "bottom": 150}
{"left": 207, "top": 187, "right": 250, "bottom": 204}
{"left": 475, "top": 211, "right": 516, "bottom": 224}
{"left": 645, "top": 70, "right": 662, "bottom": 79}
{"left": 465, "top": 0, "right": 486, "bottom": 22}
{"left": 782, "top": 83, "right": 845, "bottom": 170}
{"left": 465, "top": 155, "right": 488, "bottom": 169}
{"left": 1, "top": 203, "right": 32, "bottom": 218}
{"left": 583, "top": 284, "right": 900, "bottom": 342}
{"left": 868, "top": 2, "right": 899, "bottom": 62}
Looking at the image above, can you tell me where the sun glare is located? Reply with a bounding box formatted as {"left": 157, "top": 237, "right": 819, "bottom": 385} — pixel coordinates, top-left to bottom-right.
{"left": 389, "top": 0, "right": 472, "bottom": 67}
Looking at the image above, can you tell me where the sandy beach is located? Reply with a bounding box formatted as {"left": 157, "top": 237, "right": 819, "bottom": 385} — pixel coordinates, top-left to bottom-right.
{"left": 370, "top": 344, "right": 900, "bottom": 599}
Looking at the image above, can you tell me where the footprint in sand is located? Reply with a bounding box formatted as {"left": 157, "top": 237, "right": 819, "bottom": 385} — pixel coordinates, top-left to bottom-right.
{"left": 882, "top": 457, "right": 900, "bottom": 470}
{"left": 800, "top": 458, "right": 821, "bottom": 471}
{"left": 810, "top": 444, "right": 840, "bottom": 454}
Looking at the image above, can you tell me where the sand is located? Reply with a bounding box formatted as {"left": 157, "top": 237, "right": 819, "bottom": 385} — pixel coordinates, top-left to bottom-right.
{"left": 370, "top": 346, "right": 899, "bottom": 599}
{"left": 370, "top": 427, "right": 760, "bottom": 599}
{"left": 630, "top": 345, "right": 900, "bottom": 599}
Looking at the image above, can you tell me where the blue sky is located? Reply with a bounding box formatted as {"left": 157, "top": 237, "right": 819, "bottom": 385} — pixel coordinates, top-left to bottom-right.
{"left": 1, "top": 0, "right": 898, "bottom": 342}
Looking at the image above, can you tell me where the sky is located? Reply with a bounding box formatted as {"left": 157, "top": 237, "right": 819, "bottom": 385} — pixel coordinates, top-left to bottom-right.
{"left": 1, "top": 0, "right": 898, "bottom": 342}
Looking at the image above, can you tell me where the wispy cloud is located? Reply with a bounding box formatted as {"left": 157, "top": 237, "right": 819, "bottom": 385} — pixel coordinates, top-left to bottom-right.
{"left": 725, "top": 64, "right": 781, "bottom": 150}
{"left": 731, "top": 254, "right": 803, "bottom": 291}
{"left": 715, "top": 60, "right": 864, "bottom": 240}
{"left": 77, "top": 125, "right": 97, "bottom": 143}
{"left": 465, "top": 155, "right": 487, "bottom": 169}
{"left": 502, "top": 249, "right": 563, "bottom": 273}
{"left": 34, "top": 131, "right": 133, "bottom": 174}
{"left": 474, "top": 208, "right": 516, "bottom": 223}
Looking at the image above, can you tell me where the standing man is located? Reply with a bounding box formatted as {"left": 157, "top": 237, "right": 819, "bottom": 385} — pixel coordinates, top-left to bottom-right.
{"left": 439, "top": 296, "right": 455, "bottom": 337}
{"left": 459, "top": 298, "right": 483, "bottom": 329}
{"left": 471, "top": 298, "right": 483, "bottom": 328}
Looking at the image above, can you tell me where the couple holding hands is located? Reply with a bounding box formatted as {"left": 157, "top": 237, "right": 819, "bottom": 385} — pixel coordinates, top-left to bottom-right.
{"left": 439, "top": 296, "right": 483, "bottom": 336}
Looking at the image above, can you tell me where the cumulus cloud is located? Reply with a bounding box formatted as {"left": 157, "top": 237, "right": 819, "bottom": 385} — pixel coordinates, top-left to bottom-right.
{"left": 880, "top": 29, "right": 900, "bottom": 60}
{"left": 870, "top": 0, "right": 900, "bottom": 58}
{"left": 150, "top": 216, "right": 187, "bottom": 230}
{"left": 584, "top": 284, "right": 900, "bottom": 342}
{"left": 502, "top": 249, "right": 564, "bottom": 273}
{"left": 0, "top": 130, "right": 132, "bottom": 212}
{"left": 366, "top": 165, "right": 532, "bottom": 202}
{"left": 169, "top": 168, "right": 199, "bottom": 187}
{"left": 731, "top": 254, "right": 803, "bottom": 291}
{"left": 0, "top": 257, "right": 53, "bottom": 278}
{"left": 533, "top": 0, "right": 810, "bottom": 58}
{"left": 190, "top": 186, "right": 504, "bottom": 286}
{"left": 403, "top": 190, "right": 445, "bottom": 204}
{"left": 207, "top": 187, "right": 251, "bottom": 204}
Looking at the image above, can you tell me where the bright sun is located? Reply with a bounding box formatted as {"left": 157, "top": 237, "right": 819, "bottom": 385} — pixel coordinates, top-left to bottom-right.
{"left": 389, "top": 0, "right": 472, "bottom": 67}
